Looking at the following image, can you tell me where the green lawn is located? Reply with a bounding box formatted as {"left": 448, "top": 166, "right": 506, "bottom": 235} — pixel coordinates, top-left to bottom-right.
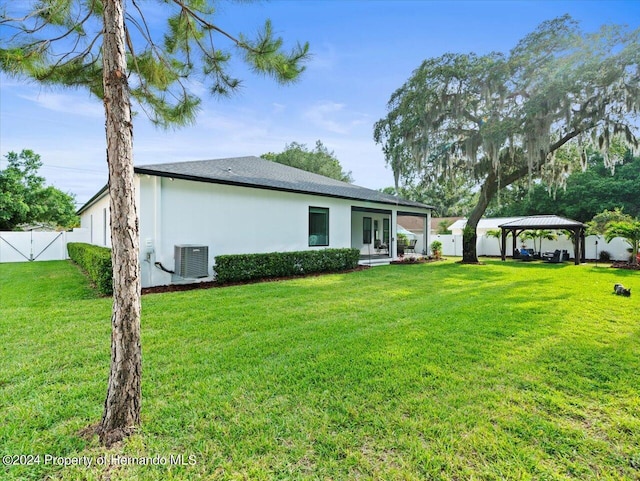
{"left": 0, "top": 259, "right": 638, "bottom": 480}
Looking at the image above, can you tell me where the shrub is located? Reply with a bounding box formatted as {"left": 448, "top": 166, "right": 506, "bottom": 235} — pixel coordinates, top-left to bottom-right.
{"left": 431, "top": 240, "right": 443, "bottom": 258}
{"left": 67, "top": 242, "right": 113, "bottom": 295}
{"left": 214, "top": 248, "right": 361, "bottom": 284}
{"left": 599, "top": 250, "right": 611, "bottom": 262}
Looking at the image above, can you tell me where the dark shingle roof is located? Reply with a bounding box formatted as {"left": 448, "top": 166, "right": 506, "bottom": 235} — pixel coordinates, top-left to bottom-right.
{"left": 134, "top": 156, "right": 432, "bottom": 210}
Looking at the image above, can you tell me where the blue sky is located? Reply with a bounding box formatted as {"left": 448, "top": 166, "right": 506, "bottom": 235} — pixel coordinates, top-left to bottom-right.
{"left": 1, "top": 0, "right": 639, "bottom": 206}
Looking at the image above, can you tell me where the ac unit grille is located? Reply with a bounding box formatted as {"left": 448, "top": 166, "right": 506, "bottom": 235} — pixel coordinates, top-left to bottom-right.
{"left": 174, "top": 245, "right": 209, "bottom": 278}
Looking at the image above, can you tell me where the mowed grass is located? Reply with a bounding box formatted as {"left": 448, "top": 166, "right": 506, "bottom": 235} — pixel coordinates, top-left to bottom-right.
{"left": 0, "top": 259, "right": 638, "bottom": 480}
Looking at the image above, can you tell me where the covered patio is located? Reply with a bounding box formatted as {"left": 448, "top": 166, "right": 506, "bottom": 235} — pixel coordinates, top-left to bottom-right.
{"left": 499, "top": 215, "right": 586, "bottom": 265}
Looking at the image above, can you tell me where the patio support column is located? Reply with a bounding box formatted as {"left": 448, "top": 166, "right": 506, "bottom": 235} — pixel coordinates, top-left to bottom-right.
{"left": 423, "top": 215, "right": 429, "bottom": 256}
{"left": 391, "top": 210, "right": 397, "bottom": 258}
{"left": 580, "top": 228, "right": 586, "bottom": 263}
{"left": 501, "top": 228, "right": 507, "bottom": 261}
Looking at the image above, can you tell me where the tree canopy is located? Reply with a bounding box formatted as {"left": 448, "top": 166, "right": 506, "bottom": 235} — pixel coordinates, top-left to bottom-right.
{"left": 488, "top": 150, "right": 640, "bottom": 222}
{"left": 586, "top": 207, "right": 635, "bottom": 235}
{"left": 0, "top": 150, "right": 78, "bottom": 230}
{"left": 263, "top": 140, "right": 354, "bottom": 183}
{"left": 381, "top": 175, "right": 477, "bottom": 217}
{"left": 605, "top": 220, "right": 640, "bottom": 265}
{"left": 374, "top": 15, "right": 640, "bottom": 262}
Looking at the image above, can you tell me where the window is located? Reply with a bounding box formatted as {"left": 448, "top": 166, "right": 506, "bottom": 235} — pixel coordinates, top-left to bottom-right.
{"left": 309, "top": 207, "right": 329, "bottom": 246}
{"left": 363, "top": 217, "right": 372, "bottom": 244}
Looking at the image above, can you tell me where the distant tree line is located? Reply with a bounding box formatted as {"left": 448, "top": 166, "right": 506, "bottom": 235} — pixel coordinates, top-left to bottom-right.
{"left": 390, "top": 148, "right": 639, "bottom": 223}
{"left": 0, "top": 150, "right": 78, "bottom": 231}
{"left": 263, "top": 140, "right": 354, "bottom": 183}
{"left": 487, "top": 151, "right": 640, "bottom": 222}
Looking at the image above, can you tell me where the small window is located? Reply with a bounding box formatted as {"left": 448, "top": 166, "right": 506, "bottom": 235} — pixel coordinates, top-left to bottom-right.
{"left": 309, "top": 207, "right": 329, "bottom": 246}
{"left": 363, "top": 217, "right": 372, "bottom": 244}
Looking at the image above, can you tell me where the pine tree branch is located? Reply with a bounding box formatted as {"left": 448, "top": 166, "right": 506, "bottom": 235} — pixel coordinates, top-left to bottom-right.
{"left": 169, "top": 0, "right": 246, "bottom": 48}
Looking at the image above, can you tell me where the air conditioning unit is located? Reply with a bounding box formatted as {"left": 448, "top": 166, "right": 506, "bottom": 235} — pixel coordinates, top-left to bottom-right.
{"left": 174, "top": 245, "right": 209, "bottom": 278}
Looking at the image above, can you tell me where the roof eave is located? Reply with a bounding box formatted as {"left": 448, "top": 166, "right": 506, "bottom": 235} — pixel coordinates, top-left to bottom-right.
{"left": 134, "top": 167, "right": 433, "bottom": 211}
{"left": 77, "top": 184, "right": 109, "bottom": 215}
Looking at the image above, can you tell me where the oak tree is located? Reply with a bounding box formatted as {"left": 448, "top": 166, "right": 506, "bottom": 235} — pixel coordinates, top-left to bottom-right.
{"left": 374, "top": 16, "right": 639, "bottom": 262}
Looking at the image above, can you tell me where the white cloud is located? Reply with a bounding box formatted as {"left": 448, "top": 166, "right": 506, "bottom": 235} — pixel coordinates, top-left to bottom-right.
{"left": 271, "top": 102, "right": 286, "bottom": 114}
{"left": 307, "top": 42, "right": 338, "bottom": 72}
{"left": 20, "top": 91, "right": 103, "bottom": 118}
{"left": 303, "top": 101, "right": 368, "bottom": 135}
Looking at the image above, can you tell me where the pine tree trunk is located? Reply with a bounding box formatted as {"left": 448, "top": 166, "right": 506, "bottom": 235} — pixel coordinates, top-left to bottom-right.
{"left": 97, "top": 0, "right": 142, "bottom": 447}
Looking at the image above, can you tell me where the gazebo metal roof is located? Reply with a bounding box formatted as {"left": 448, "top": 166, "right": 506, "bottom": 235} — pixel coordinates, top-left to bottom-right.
{"left": 498, "top": 215, "right": 585, "bottom": 230}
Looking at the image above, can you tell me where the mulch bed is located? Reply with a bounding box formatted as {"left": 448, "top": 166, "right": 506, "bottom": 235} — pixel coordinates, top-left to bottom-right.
{"left": 610, "top": 261, "right": 640, "bottom": 271}
{"left": 141, "top": 265, "right": 371, "bottom": 295}
{"left": 390, "top": 257, "right": 445, "bottom": 265}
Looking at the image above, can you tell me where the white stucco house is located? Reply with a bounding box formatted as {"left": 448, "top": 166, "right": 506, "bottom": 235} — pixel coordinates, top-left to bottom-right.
{"left": 78, "top": 156, "right": 433, "bottom": 288}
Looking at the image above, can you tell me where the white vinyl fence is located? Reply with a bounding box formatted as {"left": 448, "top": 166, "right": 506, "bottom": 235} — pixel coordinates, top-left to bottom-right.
{"left": 0, "top": 228, "right": 91, "bottom": 263}
{"left": 1, "top": 228, "right": 633, "bottom": 263}
{"left": 433, "top": 233, "right": 632, "bottom": 261}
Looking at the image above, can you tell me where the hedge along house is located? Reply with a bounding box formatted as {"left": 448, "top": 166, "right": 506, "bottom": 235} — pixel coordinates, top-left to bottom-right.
{"left": 78, "top": 156, "right": 433, "bottom": 288}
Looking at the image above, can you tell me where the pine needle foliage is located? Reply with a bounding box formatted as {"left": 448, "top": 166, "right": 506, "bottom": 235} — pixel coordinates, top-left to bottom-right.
{"left": 0, "top": 0, "right": 310, "bottom": 128}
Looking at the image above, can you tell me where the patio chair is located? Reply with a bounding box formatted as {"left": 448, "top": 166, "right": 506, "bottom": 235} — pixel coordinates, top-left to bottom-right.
{"left": 405, "top": 239, "right": 417, "bottom": 253}
{"left": 544, "top": 249, "right": 562, "bottom": 263}
{"left": 519, "top": 248, "right": 533, "bottom": 261}
{"left": 374, "top": 239, "right": 388, "bottom": 255}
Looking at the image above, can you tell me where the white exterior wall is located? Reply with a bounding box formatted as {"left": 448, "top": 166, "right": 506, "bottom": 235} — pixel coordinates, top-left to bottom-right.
{"left": 78, "top": 174, "right": 431, "bottom": 287}
{"left": 138, "top": 176, "right": 356, "bottom": 287}
{"left": 78, "top": 178, "right": 142, "bottom": 249}
{"left": 79, "top": 193, "right": 112, "bottom": 248}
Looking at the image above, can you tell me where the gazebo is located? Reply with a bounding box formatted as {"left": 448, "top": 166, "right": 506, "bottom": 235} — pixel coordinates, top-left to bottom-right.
{"left": 499, "top": 215, "right": 586, "bottom": 265}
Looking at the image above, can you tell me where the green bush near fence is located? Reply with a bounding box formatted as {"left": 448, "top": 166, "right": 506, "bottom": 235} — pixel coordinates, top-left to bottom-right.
{"left": 214, "top": 248, "right": 361, "bottom": 284}
{"left": 67, "top": 242, "right": 113, "bottom": 295}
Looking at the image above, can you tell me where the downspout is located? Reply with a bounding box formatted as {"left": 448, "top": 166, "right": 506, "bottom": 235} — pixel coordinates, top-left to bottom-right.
{"left": 152, "top": 175, "right": 162, "bottom": 285}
